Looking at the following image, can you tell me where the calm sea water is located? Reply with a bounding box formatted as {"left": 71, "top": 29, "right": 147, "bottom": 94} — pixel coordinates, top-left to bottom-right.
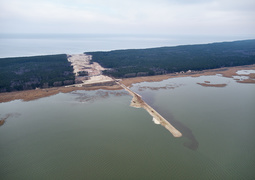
{"left": 0, "top": 75, "right": 255, "bottom": 179}
{"left": 0, "top": 34, "right": 252, "bottom": 58}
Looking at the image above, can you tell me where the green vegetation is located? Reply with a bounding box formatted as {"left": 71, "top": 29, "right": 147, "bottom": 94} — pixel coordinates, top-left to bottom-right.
{"left": 86, "top": 39, "right": 255, "bottom": 78}
{"left": 0, "top": 54, "right": 75, "bottom": 92}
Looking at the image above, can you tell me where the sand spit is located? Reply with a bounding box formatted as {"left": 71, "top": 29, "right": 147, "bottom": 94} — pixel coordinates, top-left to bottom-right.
{"left": 116, "top": 81, "right": 182, "bottom": 138}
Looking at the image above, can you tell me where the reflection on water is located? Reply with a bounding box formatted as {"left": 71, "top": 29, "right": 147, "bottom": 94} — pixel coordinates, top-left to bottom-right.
{"left": 71, "top": 90, "right": 129, "bottom": 103}
{"left": 137, "top": 82, "right": 184, "bottom": 91}
{"left": 0, "top": 113, "right": 21, "bottom": 127}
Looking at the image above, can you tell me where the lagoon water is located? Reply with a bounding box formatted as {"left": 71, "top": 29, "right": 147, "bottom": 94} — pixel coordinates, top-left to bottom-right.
{"left": 1, "top": 75, "right": 255, "bottom": 179}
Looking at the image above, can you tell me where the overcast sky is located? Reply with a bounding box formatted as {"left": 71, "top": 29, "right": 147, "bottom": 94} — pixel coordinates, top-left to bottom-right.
{"left": 0, "top": 0, "right": 254, "bottom": 37}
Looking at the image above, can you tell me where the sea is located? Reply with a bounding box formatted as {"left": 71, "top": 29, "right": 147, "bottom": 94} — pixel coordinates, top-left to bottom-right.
{"left": 0, "top": 33, "right": 253, "bottom": 58}
{"left": 0, "top": 34, "right": 255, "bottom": 179}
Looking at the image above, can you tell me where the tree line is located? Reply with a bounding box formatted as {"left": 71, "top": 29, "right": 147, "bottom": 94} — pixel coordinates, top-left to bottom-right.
{"left": 86, "top": 39, "right": 255, "bottom": 78}
{"left": 0, "top": 54, "right": 75, "bottom": 92}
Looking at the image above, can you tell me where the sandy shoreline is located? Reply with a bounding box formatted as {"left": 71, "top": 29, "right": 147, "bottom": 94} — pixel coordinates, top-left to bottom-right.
{"left": 1, "top": 64, "right": 255, "bottom": 103}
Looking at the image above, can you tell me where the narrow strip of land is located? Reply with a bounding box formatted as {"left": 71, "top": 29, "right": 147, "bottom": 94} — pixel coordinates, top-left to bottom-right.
{"left": 116, "top": 80, "right": 182, "bottom": 138}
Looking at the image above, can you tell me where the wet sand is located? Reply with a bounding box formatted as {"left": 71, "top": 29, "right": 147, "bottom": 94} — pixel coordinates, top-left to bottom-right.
{"left": 1, "top": 64, "right": 255, "bottom": 103}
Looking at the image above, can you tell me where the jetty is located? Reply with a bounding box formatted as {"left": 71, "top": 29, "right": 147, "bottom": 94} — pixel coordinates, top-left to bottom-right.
{"left": 116, "top": 80, "right": 182, "bottom": 138}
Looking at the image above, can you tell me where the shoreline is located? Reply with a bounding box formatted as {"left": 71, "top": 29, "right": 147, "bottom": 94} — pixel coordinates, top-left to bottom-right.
{"left": 121, "top": 64, "right": 255, "bottom": 87}
{"left": 1, "top": 64, "right": 255, "bottom": 103}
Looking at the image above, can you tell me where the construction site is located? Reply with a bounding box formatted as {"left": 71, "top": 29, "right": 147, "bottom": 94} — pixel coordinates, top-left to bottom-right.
{"left": 67, "top": 54, "right": 115, "bottom": 87}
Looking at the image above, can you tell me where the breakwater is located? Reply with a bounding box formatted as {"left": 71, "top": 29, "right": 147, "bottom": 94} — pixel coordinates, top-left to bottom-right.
{"left": 116, "top": 81, "right": 182, "bottom": 138}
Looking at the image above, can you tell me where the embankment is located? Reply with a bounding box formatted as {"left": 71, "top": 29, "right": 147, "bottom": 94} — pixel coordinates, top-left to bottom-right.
{"left": 116, "top": 81, "right": 182, "bottom": 138}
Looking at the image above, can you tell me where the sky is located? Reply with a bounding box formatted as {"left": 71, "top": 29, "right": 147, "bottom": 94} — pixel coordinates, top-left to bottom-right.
{"left": 0, "top": 0, "right": 255, "bottom": 37}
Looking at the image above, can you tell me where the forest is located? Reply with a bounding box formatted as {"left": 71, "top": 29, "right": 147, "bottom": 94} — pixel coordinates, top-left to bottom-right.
{"left": 86, "top": 39, "right": 255, "bottom": 78}
{"left": 1, "top": 40, "right": 255, "bottom": 92}
{"left": 0, "top": 54, "right": 75, "bottom": 92}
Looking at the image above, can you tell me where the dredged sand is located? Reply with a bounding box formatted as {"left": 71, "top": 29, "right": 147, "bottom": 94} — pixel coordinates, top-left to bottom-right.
{"left": 116, "top": 81, "right": 182, "bottom": 138}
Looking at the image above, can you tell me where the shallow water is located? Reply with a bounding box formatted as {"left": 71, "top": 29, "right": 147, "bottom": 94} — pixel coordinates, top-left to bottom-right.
{"left": 0, "top": 75, "right": 255, "bottom": 179}
{"left": 236, "top": 70, "right": 255, "bottom": 75}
